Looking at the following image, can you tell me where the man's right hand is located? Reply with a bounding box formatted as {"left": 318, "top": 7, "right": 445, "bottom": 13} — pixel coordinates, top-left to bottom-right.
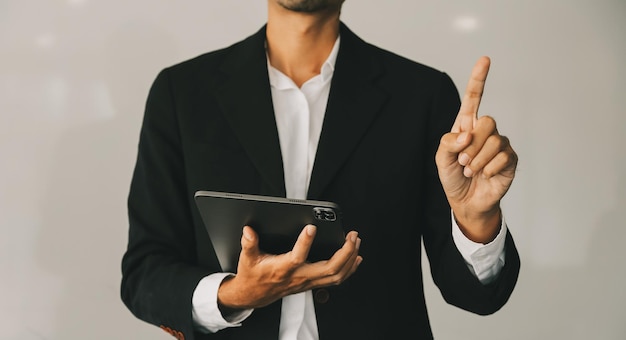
{"left": 217, "top": 225, "right": 362, "bottom": 311}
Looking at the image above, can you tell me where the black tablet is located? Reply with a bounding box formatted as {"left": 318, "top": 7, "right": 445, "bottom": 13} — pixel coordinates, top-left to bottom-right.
{"left": 194, "top": 190, "right": 346, "bottom": 272}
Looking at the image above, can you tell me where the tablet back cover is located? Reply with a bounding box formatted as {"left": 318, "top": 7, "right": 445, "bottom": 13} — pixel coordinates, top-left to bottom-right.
{"left": 194, "top": 191, "right": 345, "bottom": 272}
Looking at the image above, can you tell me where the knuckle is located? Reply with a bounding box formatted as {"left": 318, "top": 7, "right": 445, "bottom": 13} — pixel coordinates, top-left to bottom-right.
{"left": 497, "top": 151, "right": 510, "bottom": 164}
{"left": 321, "top": 264, "right": 343, "bottom": 279}
{"left": 500, "top": 151, "right": 517, "bottom": 168}
{"left": 468, "top": 90, "right": 483, "bottom": 100}
{"left": 439, "top": 134, "right": 447, "bottom": 145}
{"left": 481, "top": 114, "right": 496, "bottom": 124}
{"left": 490, "top": 151, "right": 509, "bottom": 170}
{"left": 507, "top": 151, "right": 519, "bottom": 168}
{"left": 240, "top": 240, "right": 253, "bottom": 252}
{"left": 501, "top": 135, "right": 511, "bottom": 146}
{"left": 324, "top": 266, "right": 339, "bottom": 277}
{"left": 483, "top": 167, "right": 496, "bottom": 178}
{"left": 439, "top": 133, "right": 453, "bottom": 147}
{"left": 288, "top": 254, "right": 304, "bottom": 267}
{"left": 487, "top": 134, "right": 504, "bottom": 149}
{"left": 329, "top": 274, "right": 344, "bottom": 286}
{"left": 479, "top": 115, "right": 497, "bottom": 130}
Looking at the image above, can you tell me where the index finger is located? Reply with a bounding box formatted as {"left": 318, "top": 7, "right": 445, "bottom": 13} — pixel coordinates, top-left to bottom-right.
{"left": 452, "top": 56, "right": 491, "bottom": 133}
{"left": 289, "top": 224, "right": 316, "bottom": 263}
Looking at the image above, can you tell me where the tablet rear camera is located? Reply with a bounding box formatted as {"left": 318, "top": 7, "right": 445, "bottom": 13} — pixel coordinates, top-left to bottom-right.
{"left": 313, "top": 207, "right": 337, "bottom": 221}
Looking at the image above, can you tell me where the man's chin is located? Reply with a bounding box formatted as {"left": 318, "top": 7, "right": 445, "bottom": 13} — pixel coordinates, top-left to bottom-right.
{"left": 277, "top": 0, "right": 342, "bottom": 13}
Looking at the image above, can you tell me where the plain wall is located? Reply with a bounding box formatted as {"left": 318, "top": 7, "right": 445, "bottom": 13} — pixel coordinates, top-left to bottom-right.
{"left": 1, "top": 1, "right": 625, "bottom": 339}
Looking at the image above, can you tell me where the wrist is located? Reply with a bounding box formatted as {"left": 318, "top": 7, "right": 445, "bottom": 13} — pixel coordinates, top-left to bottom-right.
{"left": 453, "top": 206, "right": 501, "bottom": 244}
{"left": 217, "top": 275, "right": 248, "bottom": 314}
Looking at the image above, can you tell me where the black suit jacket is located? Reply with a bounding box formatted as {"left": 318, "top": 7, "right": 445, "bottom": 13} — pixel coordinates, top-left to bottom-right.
{"left": 121, "top": 23, "right": 520, "bottom": 340}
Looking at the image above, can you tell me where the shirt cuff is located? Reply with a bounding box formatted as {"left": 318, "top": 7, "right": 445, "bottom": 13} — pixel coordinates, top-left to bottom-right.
{"left": 451, "top": 210, "right": 507, "bottom": 285}
{"left": 191, "top": 273, "right": 254, "bottom": 333}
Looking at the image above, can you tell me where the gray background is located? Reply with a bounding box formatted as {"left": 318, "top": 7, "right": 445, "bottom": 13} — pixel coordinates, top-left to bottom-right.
{"left": 1, "top": 1, "right": 625, "bottom": 339}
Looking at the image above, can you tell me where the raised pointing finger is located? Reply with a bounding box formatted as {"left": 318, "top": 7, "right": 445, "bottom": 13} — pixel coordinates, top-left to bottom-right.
{"left": 452, "top": 56, "right": 491, "bottom": 133}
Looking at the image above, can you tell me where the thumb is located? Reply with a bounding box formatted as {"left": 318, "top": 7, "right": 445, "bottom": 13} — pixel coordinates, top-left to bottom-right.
{"left": 436, "top": 131, "right": 472, "bottom": 168}
{"left": 240, "top": 226, "right": 260, "bottom": 258}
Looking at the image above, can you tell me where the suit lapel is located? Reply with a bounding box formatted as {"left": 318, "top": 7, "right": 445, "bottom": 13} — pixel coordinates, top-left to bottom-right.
{"left": 308, "top": 24, "right": 388, "bottom": 199}
{"left": 211, "top": 24, "right": 388, "bottom": 199}
{"left": 213, "top": 26, "right": 286, "bottom": 197}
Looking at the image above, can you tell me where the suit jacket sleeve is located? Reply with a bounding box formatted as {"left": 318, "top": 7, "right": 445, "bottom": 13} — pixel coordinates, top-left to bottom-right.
{"left": 121, "top": 68, "right": 211, "bottom": 339}
{"left": 422, "top": 71, "right": 521, "bottom": 315}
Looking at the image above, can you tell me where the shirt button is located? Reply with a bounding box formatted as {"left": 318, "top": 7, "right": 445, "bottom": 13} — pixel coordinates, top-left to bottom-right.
{"left": 314, "top": 289, "right": 330, "bottom": 304}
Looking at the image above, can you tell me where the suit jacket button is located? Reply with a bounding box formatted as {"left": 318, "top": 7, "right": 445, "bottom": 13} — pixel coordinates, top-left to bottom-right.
{"left": 314, "top": 289, "right": 330, "bottom": 304}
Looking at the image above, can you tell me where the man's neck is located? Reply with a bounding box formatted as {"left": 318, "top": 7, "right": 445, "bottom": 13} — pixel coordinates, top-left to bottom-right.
{"left": 266, "top": 2, "right": 341, "bottom": 87}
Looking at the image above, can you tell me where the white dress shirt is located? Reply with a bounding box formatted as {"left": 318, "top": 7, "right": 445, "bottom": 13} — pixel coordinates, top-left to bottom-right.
{"left": 191, "top": 36, "right": 507, "bottom": 338}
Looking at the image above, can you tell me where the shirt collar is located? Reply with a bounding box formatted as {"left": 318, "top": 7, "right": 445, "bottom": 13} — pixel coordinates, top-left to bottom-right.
{"left": 267, "top": 35, "right": 341, "bottom": 89}
{"left": 320, "top": 35, "right": 340, "bottom": 82}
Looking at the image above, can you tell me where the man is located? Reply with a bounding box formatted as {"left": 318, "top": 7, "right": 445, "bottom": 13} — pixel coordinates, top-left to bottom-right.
{"left": 121, "top": 1, "right": 520, "bottom": 339}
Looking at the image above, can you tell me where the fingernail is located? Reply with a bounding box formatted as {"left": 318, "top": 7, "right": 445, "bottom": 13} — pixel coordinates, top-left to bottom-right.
{"left": 463, "top": 166, "right": 474, "bottom": 177}
{"left": 350, "top": 232, "right": 358, "bottom": 243}
{"left": 306, "top": 224, "right": 316, "bottom": 236}
{"left": 243, "top": 228, "right": 253, "bottom": 241}
{"left": 356, "top": 237, "right": 361, "bottom": 249}
{"left": 458, "top": 153, "right": 470, "bottom": 166}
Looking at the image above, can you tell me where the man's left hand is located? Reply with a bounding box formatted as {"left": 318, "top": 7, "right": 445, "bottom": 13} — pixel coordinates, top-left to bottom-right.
{"left": 435, "top": 56, "right": 518, "bottom": 243}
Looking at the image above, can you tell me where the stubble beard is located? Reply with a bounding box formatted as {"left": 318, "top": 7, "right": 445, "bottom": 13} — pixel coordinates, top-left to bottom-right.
{"left": 276, "top": 0, "right": 343, "bottom": 13}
